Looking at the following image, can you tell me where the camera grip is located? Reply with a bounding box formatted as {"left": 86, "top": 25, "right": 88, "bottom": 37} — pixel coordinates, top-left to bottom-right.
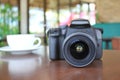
{"left": 49, "top": 36, "right": 59, "bottom": 60}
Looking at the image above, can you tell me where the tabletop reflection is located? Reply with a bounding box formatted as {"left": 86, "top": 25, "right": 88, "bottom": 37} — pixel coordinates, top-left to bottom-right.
{"left": 49, "top": 60, "right": 102, "bottom": 80}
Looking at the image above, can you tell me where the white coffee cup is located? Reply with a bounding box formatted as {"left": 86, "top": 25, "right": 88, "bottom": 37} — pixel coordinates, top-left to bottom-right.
{"left": 7, "top": 34, "right": 41, "bottom": 50}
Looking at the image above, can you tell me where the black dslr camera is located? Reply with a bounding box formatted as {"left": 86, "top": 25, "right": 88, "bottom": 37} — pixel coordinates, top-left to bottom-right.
{"left": 48, "top": 19, "right": 103, "bottom": 67}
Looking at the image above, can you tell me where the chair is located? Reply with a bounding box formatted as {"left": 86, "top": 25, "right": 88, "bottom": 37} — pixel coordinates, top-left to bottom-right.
{"left": 112, "top": 37, "right": 120, "bottom": 50}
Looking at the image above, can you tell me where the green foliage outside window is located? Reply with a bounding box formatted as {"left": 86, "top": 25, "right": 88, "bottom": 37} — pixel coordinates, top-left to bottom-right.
{"left": 0, "top": 3, "right": 20, "bottom": 46}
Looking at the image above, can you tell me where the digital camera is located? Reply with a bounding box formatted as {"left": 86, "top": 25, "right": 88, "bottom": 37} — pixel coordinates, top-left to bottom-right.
{"left": 48, "top": 19, "right": 103, "bottom": 67}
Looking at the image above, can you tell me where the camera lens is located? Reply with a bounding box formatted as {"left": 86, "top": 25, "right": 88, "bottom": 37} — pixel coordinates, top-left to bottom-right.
{"left": 62, "top": 32, "right": 96, "bottom": 67}
{"left": 70, "top": 41, "right": 89, "bottom": 60}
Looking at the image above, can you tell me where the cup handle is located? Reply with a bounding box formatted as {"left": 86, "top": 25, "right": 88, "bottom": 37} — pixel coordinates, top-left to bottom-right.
{"left": 33, "top": 38, "right": 41, "bottom": 48}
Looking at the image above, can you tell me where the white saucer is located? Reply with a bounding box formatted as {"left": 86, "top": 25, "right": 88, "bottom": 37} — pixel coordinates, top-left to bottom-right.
{"left": 0, "top": 46, "right": 40, "bottom": 54}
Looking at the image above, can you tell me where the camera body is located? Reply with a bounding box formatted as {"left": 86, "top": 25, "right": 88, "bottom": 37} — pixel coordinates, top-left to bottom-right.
{"left": 48, "top": 19, "right": 103, "bottom": 67}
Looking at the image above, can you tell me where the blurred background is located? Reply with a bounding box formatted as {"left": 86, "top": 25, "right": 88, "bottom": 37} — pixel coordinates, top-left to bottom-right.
{"left": 0, "top": 0, "right": 120, "bottom": 50}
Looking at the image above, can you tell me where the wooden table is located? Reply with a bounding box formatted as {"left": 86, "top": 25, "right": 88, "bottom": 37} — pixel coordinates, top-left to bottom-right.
{"left": 0, "top": 46, "right": 120, "bottom": 80}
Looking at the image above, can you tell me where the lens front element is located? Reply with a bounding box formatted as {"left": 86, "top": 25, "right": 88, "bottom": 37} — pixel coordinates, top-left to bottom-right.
{"left": 70, "top": 41, "right": 89, "bottom": 60}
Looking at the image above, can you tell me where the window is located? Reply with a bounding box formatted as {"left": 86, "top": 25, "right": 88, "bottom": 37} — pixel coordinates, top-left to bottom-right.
{"left": 0, "top": 0, "right": 19, "bottom": 46}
